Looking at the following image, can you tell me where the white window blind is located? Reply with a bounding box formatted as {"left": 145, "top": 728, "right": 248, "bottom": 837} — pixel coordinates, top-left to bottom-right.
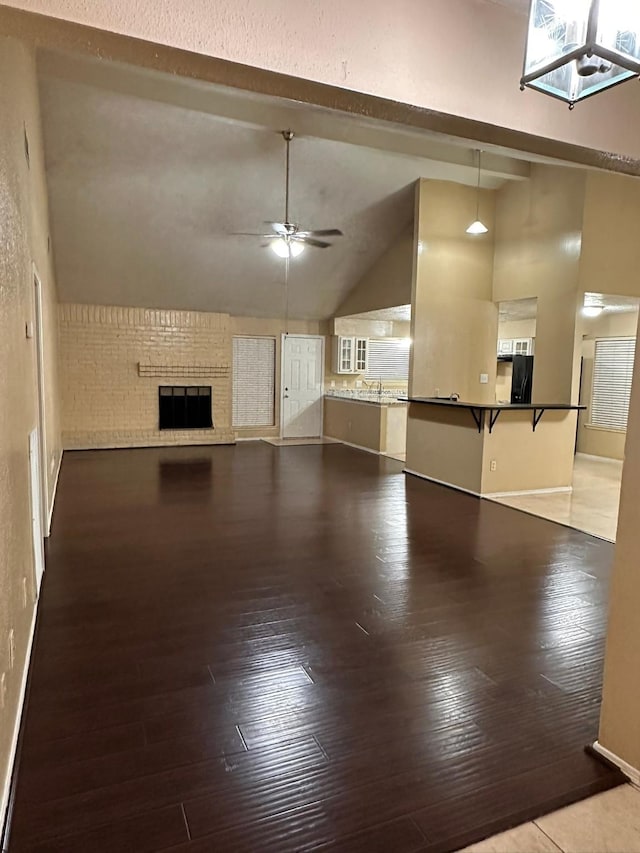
{"left": 591, "top": 337, "right": 636, "bottom": 431}
{"left": 365, "top": 339, "right": 410, "bottom": 381}
{"left": 232, "top": 337, "right": 276, "bottom": 428}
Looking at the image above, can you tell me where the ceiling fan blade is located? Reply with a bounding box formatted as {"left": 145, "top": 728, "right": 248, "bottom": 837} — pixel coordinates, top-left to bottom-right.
{"left": 295, "top": 228, "right": 343, "bottom": 238}
{"left": 231, "top": 232, "right": 279, "bottom": 239}
{"left": 264, "top": 221, "right": 288, "bottom": 235}
{"left": 292, "top": 236, "right": 332, "bottom": 248}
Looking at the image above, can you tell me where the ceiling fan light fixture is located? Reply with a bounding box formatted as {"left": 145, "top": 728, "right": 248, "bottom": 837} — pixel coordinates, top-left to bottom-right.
{"left": 270, "top": 237, "right": 305, "bottom": 259}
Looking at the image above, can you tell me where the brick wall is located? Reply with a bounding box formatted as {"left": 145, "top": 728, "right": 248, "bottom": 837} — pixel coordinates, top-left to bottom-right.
{"left": 58, "top": 304, "right": 235, "bottom": 449}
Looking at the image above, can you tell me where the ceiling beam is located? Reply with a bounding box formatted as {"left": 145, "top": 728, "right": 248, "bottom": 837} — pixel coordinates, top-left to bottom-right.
{"left": 0, "top": 5, "right": 637, "bottom": 177}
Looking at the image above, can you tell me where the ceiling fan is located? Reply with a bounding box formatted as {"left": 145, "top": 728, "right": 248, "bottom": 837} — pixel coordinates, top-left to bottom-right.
{"left": 235, "top": 130, "right": 343, "bottom": 259}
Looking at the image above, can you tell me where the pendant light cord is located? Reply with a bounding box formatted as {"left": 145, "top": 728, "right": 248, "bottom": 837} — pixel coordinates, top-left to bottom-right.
{"left": 476, "top": 149, "right": 482, "bottom": 220}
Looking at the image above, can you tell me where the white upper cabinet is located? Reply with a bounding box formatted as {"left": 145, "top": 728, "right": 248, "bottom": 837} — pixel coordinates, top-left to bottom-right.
{"left": 332, "top": 336, "right": 368, "bottom": 374}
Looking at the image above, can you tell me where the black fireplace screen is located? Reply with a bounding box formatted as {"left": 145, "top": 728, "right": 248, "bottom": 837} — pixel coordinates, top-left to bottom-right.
{"left": 159, "top": 386, "right": 213, "bottom": 430}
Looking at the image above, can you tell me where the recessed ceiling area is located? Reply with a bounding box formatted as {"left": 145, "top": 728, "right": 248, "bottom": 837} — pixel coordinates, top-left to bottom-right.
{"left": 583, "top": 293, "right": 640, "bottom": 314}
{"left": 498, "top": 298, "right": 538, "bottom": 322}
{"left": 38, "top": 50, "right": 531, "bottom": 321}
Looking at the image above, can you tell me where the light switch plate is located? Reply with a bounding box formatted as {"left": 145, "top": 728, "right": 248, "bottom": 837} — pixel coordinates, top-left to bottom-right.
{"left": 25, "top": 321, "right": 34, "bottom": 339}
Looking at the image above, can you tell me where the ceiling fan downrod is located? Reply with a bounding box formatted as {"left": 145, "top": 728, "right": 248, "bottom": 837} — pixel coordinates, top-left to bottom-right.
{"left": 282, "top": 130, "right": 294, "bottom": 230}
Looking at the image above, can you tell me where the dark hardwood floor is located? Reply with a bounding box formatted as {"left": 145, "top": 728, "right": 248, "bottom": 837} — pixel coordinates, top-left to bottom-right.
{"left": 8, "top": 443, "right": 622, "bottom": 852}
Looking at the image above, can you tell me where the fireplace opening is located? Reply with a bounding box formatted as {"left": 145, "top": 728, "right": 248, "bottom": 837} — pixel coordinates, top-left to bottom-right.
{"left": 159, "top": 386, "right": 213, "bottom": 430}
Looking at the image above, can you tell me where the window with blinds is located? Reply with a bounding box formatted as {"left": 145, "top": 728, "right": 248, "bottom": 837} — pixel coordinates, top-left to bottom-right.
{"left": 591, "top": 337, "right": 636, "bottom": 431}
{"left": 232, "top": 336, "right": 276, "bottom": 428}
{"left": 365, "top": 339, "right": 410, "bottom": 381}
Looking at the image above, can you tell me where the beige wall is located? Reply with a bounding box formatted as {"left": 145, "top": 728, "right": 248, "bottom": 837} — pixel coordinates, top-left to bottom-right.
{"left": 405, "top": 405, "right": 575, "bottom": 496}
{"left": 481, "top": 411, "right": 576, "bottom": 495}
{"left": 0, "top": 37, "right": 61, "bottom": 820}
{"left": 323, "top": 398, "right": 407, "bottom": 453}
{"left": 498, "top": 318, "right": 536, "bottom": 341}
{"left": 577, "top": 310, "right": 639, "bottom": 461}
{"left": 410, "top": 179, "right": 497, "bottom": 403}
{"left": 580, "top": 173, "right": 640, "bottom": 299}
{"left": 406, "top": 404, "right": 485, "bottom": 494}
{"left": 335, "top": 225, "right": 413, "bottom": 318}
{"left": 493, "top": 165, "right": 586, "bottom": 404}
{"left": 599, "top": 326, "right": 640, "bottom": 771}
{"left": 323, "top": 398, "right": 384, "bottom": 452}
{"left": 331, "top": 318, "right": 410, "bottom": 339}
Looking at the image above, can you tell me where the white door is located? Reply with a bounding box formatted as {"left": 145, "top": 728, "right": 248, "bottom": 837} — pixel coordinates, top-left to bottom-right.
{"left": 282, "top": 336, "right": 324, "bottom": 438}
{"left": 29, "top": 428, "right": 45, "bottom": 593}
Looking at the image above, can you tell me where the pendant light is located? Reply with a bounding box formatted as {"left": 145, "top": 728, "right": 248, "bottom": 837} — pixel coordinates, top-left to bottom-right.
{"left": 466, "top": 149, "right": 488, "bottom": 235}
{"left": 520, "top": 0, "right": 640, "bottom": 107}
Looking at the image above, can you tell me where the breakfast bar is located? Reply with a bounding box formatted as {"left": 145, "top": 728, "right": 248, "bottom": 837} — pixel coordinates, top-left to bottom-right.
{"left": 403, "top": 397, "right": 586, "bottom": 498}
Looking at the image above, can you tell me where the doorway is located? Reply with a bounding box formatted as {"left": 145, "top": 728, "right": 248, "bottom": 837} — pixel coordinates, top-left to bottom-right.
{"left": 281, "top": 335, "right": 324, "bottom": 438}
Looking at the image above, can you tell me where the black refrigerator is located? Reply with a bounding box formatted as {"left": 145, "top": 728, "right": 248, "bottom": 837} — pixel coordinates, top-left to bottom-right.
{"left": 511, "top": 355, "right": 534, "bottom": 404}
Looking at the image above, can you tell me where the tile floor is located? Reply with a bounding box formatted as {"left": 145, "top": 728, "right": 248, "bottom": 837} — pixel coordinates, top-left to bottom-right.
{"left": 459, "top": 783, "right": 640, "bottom": 853}
{"left": 491, "top": 454, "right": 623, "bottom": 542}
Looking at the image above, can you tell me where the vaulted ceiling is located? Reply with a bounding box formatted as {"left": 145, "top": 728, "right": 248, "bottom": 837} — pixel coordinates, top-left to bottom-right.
{"left": 38, "top": 50, "right": 531, "bottom": 320}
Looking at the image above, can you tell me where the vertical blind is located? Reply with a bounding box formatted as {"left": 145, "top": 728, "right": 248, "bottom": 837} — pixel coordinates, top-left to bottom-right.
{"left": 232, "top": 336, "right": 276, "bottom": 428}
{"left": 591, "top": 337, "right": 636, "bottom": 431}
{"left": 365, "top": 339, "right": 410, "bottom": 381}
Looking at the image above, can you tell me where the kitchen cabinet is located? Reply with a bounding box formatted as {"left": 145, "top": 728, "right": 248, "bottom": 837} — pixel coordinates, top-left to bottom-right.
{"left": 332, "top": 336, "right": 368, "bottom": 374}
{"left": 497, "top": 337, "right": 534, "bottom": 357}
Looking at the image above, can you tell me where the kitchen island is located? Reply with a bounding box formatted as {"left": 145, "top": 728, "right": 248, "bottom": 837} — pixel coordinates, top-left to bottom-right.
{"left": 323, "top": 392, "right": 407, "bottom": 456}
{"left": 403, "top": 397, "right": 585, "bottom": 497}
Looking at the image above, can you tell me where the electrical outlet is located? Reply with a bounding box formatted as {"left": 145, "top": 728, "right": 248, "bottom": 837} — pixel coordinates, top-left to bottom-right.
{"left": 435, "top": 388, "right": 440, "bottom": 397}
{"left": 0, "top": 673, "right": 6, "bottom": 710}
{"left": 480, "top": 373, "right": 489, "bottom": 384}
{"left": 8, "top": 629, "right": 15, "bottom": 668}
{"left": 490, "top": 460, "right": 497, "bottom": 472}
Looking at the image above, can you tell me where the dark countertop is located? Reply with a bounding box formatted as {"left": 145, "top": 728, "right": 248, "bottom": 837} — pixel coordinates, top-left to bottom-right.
{"left": 401, "top": 397, "right": 585, "bottom": 411}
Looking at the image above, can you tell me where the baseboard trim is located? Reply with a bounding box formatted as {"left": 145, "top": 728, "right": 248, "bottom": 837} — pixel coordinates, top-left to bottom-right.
{"left": 403, "top": 468, "right": 481, "bottom": 498}
{"left": 0, "top": 606, "right": 37, "bottom": 850}
{"left": 335, "top": 439, "right": 381, "bottom": 456}
{"left": 46, "top": 449, "right": 63, "bottom": 537}
{"left": 483, "top": 486, "right": 572, "bottom": 499}
{"left": 592, "top": 740, "right": 640, "bottom": 788}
